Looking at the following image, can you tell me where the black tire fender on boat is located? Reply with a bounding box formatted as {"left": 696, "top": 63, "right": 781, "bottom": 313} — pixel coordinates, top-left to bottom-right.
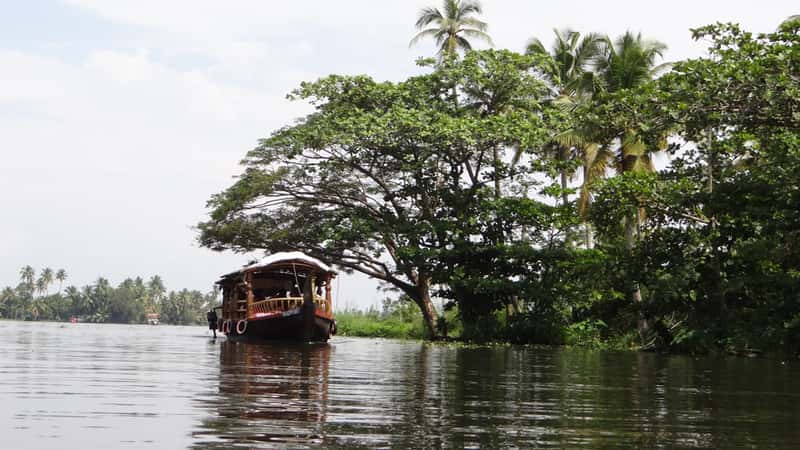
{"left": 330, "top": 320, "right": 337, "bottom": 336}
{"left": 224, "top": 320, "right": 231, "bottom": 334}
{"left": 236, "top": 320, "right": 247, "bottom": 335}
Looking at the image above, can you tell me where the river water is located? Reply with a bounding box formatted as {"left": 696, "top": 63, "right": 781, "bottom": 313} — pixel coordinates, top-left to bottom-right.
{"left": 1, "top": 321, "right": 798, "bottom": 449}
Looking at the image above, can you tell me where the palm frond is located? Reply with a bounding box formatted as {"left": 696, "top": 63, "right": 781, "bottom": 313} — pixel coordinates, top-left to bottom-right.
{"left": 456, "top": 0, "right": 483, "bottom": 18}
{"left": 525, "top": 37, "right": 547, "bottom": 56}
{"left": 650, "top": 61, "right": 673, "bottom": 78}
{"left": 574, "top": 32, "right": 603, "bottom": 68}
{"left": 578, "top": 143, "right": 606, "bottom": 218}
{"left": 460, "top": 29, "right": 493, "bottom": 47}
{"left": 553, "top": 127, "right": 585, "bottom": 148}
{"left": 409, "top": 28, "right": 441, "bottom": 47}
{"left": 455, "top": 35, "right": 473, "bottom": 52}
{"left": 460, "top": 17, "right": 489, "bottom": 32}
{"left": 415, "top": 7, "right": 443, "bottom": 28}
{"left": 589, "top": 145, "right": 613, "bottom": 180}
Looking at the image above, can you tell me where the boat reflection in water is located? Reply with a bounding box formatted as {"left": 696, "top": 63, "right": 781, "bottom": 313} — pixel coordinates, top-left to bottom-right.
{"left": 191, "top": 340, "right": 331, "bottom": 448}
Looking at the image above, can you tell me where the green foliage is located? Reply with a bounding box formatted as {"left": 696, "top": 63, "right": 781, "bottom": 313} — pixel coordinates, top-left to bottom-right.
{"left": 586, "top": 22, "right": 800, "bottom": 354}
{"left": 565, "top": 319, "right": 608, "bottom": 347}
{"left": 198, "top": 50, "right": 556, "bottom": 338}
{"left": 335, "top": 297, "right": 427, "bottom": 339}
{"left": 0, "top": 267, "right": 216, "bottom": 326}
{"left": 197, "top": 19, "right": 800, "bottom": 356}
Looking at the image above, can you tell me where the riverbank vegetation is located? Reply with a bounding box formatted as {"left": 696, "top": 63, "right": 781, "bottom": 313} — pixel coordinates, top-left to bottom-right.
{"left": 335, "top": 298, "right": 428, "bottom": 339}
{"left": 195, "top": 3, "right": 797, "bottom": 355}
{"left": 0, "top": 266, "right": 214, "bottom": 325}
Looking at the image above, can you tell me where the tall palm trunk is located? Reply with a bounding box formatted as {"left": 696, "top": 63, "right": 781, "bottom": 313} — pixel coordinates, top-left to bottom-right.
{"left": 584, "top": 222, "right": 594, "bottom": 249}
{"left": 625, "top": 210, "right": 649, "bottom": 341}
{"left": 624, "top": 213, "right": 642, "bottom": 301}
{"left": 493, "top": 145, "right": 502, "bottom": 199}
{"left": 580, "top": 159, "right": 595, "bottom": 249}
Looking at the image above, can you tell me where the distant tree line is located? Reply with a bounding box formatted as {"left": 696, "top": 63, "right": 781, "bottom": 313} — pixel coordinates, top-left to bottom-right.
{"left": 0, "top": 266, "right": 217, "bottom": 325}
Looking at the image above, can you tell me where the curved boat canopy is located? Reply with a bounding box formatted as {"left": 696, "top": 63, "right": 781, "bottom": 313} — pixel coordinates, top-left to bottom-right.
{"left": 219, "top": 251, "right": 335, "bottom": 281}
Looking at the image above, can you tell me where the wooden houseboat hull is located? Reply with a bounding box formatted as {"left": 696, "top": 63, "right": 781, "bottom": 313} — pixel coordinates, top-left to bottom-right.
{"left": 216, "top": 252, "right": 338, "bottom": 343}
{"left": 224, "top": 308, "right": 335, "bottom": 342}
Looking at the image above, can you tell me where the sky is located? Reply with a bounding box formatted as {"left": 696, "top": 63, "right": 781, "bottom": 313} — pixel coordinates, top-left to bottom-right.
{"left": 0, "top": 0, "right": 795, "bottom": 309}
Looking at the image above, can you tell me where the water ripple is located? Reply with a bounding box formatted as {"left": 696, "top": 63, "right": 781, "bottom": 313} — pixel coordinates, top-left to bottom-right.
{"left": 2, "top": 321, "right": 800, "bottom": 449}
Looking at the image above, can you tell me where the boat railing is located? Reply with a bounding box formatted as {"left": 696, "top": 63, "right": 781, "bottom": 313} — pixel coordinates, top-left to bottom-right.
{"left": 249, "top": 296, "right": 330, "bottom": 318}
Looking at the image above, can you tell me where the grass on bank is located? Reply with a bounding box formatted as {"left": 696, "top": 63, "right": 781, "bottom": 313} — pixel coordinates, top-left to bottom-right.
{"left": 333, "top": 296, "right": 642, "bottom": 350}
{"left": 334, "top": 298, "right": 428, "bottom": 339}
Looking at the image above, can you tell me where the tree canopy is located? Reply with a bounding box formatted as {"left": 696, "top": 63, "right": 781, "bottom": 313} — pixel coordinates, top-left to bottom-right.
{"left": 199, "top": 50, "right": 561, "bottom": 337}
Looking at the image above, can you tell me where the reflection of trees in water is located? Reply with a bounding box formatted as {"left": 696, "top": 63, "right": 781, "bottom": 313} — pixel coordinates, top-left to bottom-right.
{"left": 189, "top": 341, "right": 799, "bottom": 448}
{"left": 191, "top": 341, "right": 331, "bottom": 448}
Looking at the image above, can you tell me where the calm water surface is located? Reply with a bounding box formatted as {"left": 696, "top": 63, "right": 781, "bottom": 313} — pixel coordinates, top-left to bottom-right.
{"left": 1, "top": 321, "right": 799, "bottom": 449}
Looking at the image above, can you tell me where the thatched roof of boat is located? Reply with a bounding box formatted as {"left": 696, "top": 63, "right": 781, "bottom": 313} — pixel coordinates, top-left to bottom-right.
{"left": 219, "top": 251, "right": 335, "bottom": 281}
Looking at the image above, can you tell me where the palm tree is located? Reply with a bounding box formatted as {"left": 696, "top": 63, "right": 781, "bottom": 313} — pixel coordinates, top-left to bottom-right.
{"left": 0, "top": 287, "right": 14, "bottom": 318}
{"left": 20, "top": 266, "right": 35, "bottom": 288}
{"left": 148, "top": 275, "right": 166, "bottom": 303}
{"left": 35, "top": 277, "right": 48, "bottom": 298}
{"left": 593, "top": 31, "right": 667, "bottom": 328}
{"left": 56, "top": 269, "right": 67, "bottom": 294}
{"left": 781, "top": 15, "right": 799, "bottom": 26}
{"left": 526, "top": 29, "right": 603, "bottom": 101}
{"left": 64, "top": 286, "right": 81, "bottom": 317}
{"left": 410, "top": 0, "right": 493, "bottom": 61}
{"left": 594, "top": 31, "right": 667, "bottom": 198}
{"left": 595, "top": 32, "right": 667, "bottom": 93}
{"left": 39, "top": 267, "right": 54, "bottom": 297}
{"left": 524, "top": 29, "right": 604, "bottom": 247}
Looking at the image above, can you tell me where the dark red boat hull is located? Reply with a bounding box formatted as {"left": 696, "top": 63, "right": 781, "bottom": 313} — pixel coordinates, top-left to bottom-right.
{"left": 225, "top": 307, "right": 334, "bottom": 342}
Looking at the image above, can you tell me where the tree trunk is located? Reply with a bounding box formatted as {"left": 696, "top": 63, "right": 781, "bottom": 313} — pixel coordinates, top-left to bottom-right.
{"left": 625, "top": 212, "right": 642, "bottom": 303}
{"left": 413, "top": 277, "right": 441, "bottom": 339}
{"left": 580, "top": 162, "right": 594, "bottom": 249}
{"left": 560, "top": 169, "right": 569, "bottom": 207}
{"left": 584, "top": 222, "right": 594, "bottom": 249}
{"left": 626, "top": 213, "right": 648, "bottom": 341}
{"left": 493, "top": 145, "right": 502, "bottom": 200}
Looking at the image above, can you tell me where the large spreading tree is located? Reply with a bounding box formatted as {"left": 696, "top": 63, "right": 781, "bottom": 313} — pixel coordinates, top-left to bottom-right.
{"left": 198, "top": 50, "right": 554, "bottom": 338}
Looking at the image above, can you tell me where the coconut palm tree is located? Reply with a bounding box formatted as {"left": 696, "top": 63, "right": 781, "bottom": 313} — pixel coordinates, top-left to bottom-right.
{"left": 0, "top": 287, "right": 14, "bottom": 318}
{"left": 524, "top": 29, "right": 604, "bottom": 247}
{"left": 20, "top": 266, "right": 35, "bottom": 288}
{"left": 64, "top": 286, "right": 81, "bottom": 317}
{"left": 35, "top": 277, "right": 48, "bottom": 298}
{"left": 148, "top": 275, "right": 166, "bottom": 303}
{"left": 594, "top": 32, "right": 668, "bottom": 195}
{"left": 593, "top": 31, "right": 667, "bottom": 324}
{"left": 595, "top": 31, "right": 668, "bottom": 94}
{"left": 56, "top": 269, "right": 67, "bottom": 294}
{"left": 410, "top": 0, "right": 493, "bottom": 61}
{"left": 524, "top": 30, "right": 602, "bottom": 198}
{"left": 526, "top": 29, "right": 603, "bottom": 101}
{"left": 39, "top": 267, "right": 54, "bottom": 297}
{"left": 781, "top": 15, "right": 799, "bottom": 26}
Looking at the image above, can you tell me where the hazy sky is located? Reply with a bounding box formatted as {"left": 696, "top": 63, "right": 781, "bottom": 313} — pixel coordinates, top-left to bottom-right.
{"left": 1, "top": 0, "right": 794, "bottom": 308}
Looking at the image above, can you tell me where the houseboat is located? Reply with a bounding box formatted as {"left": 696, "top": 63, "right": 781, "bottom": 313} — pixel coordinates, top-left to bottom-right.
{"left": 217, "top": 252, "right": 337, "bottom": 342}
